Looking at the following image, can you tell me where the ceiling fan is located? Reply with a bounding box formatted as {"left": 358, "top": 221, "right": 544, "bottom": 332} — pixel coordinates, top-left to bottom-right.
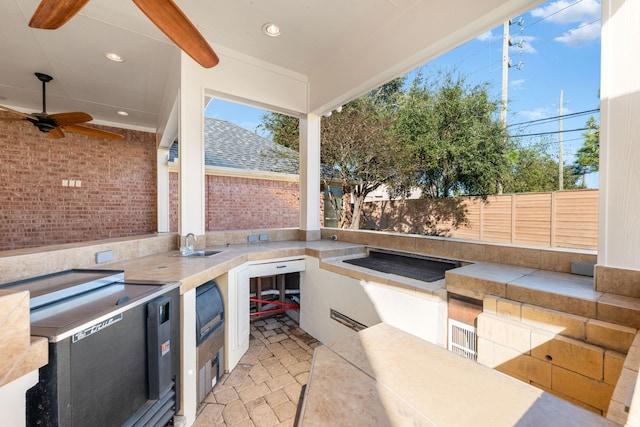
{"left": 0, "top": 72, "right": 124, "bottom": 140}
{"left": 28, "top": 0, "right": 219, "bottom": 68}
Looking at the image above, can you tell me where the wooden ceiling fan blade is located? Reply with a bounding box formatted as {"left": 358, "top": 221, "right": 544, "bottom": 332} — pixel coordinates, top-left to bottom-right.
{"left": 49, "top": 112, "right": 93, "bottom": 126}
{"left": 0, "top": 105, "right": 38, "bottom": 120}
{"left": 47, "top": 127, "right": 65, "bottom": 139}
{"left": 63, "top": 124, "right": 124, "bottom": 140}
{"left": 0, "top": 118, "right": 29, "bottom": 122}
{"left": 132, "top": 0, "right": 219, "bottom": 68}
{"left": 29, "top": 0, "right": 90, "bottom": 29}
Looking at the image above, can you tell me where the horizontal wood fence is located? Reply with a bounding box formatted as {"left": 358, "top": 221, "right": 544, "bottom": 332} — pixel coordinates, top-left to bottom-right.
{"left": 361, "top": 189, "right": 598, "bottom": 250}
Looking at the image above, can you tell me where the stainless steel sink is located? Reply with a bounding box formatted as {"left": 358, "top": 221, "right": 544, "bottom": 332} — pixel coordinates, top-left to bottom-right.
{"left": 190, "top": 250, "right": 221, "bottom": 257}
{"left": 173, "top": 250, "right": 222, "bottom": 257}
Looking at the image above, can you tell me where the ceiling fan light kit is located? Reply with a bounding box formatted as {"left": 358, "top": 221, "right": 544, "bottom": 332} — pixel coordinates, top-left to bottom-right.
{"left": 3, "top": 0, "right": 222, "bottom": 140}
{"left": 0, "top": 73, "right": 124, "bottom": 140}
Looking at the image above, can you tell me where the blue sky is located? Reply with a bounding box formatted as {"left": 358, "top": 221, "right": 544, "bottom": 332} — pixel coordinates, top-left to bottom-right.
{"left": 206, "top": 0, "right": 601, "bottom": 188}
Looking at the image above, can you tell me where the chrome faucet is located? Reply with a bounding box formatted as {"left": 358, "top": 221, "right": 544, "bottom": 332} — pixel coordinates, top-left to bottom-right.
{"left": 185, "top": 233, "right": 196, "bottom": 253}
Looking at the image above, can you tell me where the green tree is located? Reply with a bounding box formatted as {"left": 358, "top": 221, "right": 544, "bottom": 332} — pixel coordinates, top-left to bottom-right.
{"left": 260, "top": 79, "right": 405, "bottom": 229}
{"left": 502, "top": 141, "right": 581, "bottom": 193}
{"left": 259, "top": 113, "right": 299, "bottom": 151}
{"left": 392, "top": 71, "right": 508, "bottom": 198}
{"left": 321, "top": 95, "right": 402, "bottom": 228}
{"left": 573, "top": 116, "right": 599, "bottom": 186}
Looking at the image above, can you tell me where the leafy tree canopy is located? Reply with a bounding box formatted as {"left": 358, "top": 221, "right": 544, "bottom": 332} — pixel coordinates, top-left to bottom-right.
{"left": 260, "top": 78, "right": 405, "bottom": 228}
{"left": 391, "top": 71, "right": 508, "bottom": 198}
{"left": 502, "top": 141, "right": 581, "bottom": 193}
{"left": 573, "top": 116, "right": 599, "bottom": 186}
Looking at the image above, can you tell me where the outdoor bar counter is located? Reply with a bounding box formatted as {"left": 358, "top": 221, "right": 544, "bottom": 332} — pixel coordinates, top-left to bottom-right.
{"left": 297, "top": 322, "right": 617, "bottom": 426}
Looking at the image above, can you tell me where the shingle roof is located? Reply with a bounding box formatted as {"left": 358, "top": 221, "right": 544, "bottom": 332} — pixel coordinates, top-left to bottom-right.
{"left": 169, "top": 117, "right": 299, "bottom": 174}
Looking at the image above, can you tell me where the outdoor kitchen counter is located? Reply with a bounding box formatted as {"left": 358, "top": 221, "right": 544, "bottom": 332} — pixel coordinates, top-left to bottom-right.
{"left": 109, "top": 239, "right": 365, "bottom": 294}
{"left": 298, "top": 322, "right": 618, "bottom": 426}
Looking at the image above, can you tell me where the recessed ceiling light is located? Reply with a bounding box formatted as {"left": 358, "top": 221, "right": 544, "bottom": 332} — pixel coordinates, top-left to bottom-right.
{"left": 262, "top": 23, "right": 281, "bottom": 37}
{"left": 105, "top": 52, "right": 125, "bottom": 63}
{"left": 117, "top": 111, "right": 129, "bottom": 116}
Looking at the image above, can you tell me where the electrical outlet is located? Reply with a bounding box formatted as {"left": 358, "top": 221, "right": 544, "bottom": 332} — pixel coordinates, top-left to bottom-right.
{"left": 68, "top": 180, "right": 75, "bottom": 187}
{"left": 75, "top": 180, "right": 82, "bottom": 187}
{"left": 62, "top": 179, "right": 68, "bottom": 187}
{"left": 95, "top": 250, "right": 114, "bottom": 264}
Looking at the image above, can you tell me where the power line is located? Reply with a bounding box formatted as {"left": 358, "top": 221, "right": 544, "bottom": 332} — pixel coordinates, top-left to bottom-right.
{"left": 508, "top": 108, "right": 599, "bottom": 128}
{"left": 512, "top": 127, "right": 589, "bottom": 138}
{"left": 523, "top": 0, "right": 585, "bottom": 30}
{"left": 516, "top": 19, "right": 601, "bottom": 56}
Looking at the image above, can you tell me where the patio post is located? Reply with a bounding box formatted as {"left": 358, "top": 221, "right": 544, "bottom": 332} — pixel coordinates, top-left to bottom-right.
{"left": 598, "top": 0, "right": 640, "bottom": 272}
{"left": 299, "top": 113, "right": 322, "bottom": 240}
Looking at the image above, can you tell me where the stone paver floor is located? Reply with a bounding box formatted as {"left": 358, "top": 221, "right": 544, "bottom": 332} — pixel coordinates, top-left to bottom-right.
{"left": 193, "top": 315, "right": 320, "bottom": 426}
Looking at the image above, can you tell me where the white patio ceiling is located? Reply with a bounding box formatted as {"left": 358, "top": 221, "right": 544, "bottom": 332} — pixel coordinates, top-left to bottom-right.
{"left": 1, "top": 0, "right": 544, "bottom": 131}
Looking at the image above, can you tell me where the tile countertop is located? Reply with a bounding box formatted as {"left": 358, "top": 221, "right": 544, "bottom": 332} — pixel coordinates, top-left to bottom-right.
{"left": 298, "top": 322, "right": 618, "bottom": 427}
{"left": 110, "top": 240, "right": 621, "bottom": 322}
{"left": 109, "top": 240, "right": 364, "bottom": 294}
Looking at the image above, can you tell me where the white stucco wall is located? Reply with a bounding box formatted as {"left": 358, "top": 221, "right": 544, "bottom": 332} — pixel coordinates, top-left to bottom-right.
{"left": 598, "top": 0, "right": 640, "bottom": 271}
{"left": 174, "top": 48, "right": 311, "bottom": 237}
{"left": 301, "top": 257, "right": 447, "bottom": 347}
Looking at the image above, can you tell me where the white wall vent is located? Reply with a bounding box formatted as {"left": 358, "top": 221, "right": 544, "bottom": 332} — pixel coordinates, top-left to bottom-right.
{"left": 448, "top": 319, "right": 477, "bottom": 361}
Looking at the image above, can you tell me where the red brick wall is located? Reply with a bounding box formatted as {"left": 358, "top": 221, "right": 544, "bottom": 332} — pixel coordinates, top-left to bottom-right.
{"left": 0, "top": 113, "right": 157, "bottom": 251}
{"left": 169, "top": 173, "right": 301, "bottom": 231}
{"left": 207, "top": 175, "right": 300, "bottom": 230}
{"left": 169, "top": 170, "right": 179, "bottom": 232}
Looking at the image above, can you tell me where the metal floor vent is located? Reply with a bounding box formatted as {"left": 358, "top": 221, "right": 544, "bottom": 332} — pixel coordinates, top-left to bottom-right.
{"left": 448, "top": 319, "right": 477, "bottom": 361}
{"left": 330, "top": 309, "right": 367, "bottom": 332}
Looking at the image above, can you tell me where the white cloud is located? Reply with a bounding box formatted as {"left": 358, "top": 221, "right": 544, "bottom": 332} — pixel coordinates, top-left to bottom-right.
{"left": 477, "top": 30, "right": 499, "bottom": 42}
{"left": 510, "top": 79, "right": 526, "bottom": 90}
{"left": 530, "top": 0, "right": 600, "bottom": 25}
{"left": 530, "top": 0, "right": 601, "bottom": 47}
{"left": 554, "top": 21, "right": 601, "bottom": 47}
{"left": 517, "top": 108, "right": 551, "bottom": 121}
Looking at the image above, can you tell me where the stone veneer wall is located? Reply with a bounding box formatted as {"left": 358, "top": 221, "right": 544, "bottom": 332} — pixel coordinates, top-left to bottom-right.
{"left": 0, "top": 112, "right": 157, "bottom": 251}
{"left": 322, "top": 229, "right": 640, "bottom": 419}
{"left": 478, "top": 296, "right": 635, "bottom": 416}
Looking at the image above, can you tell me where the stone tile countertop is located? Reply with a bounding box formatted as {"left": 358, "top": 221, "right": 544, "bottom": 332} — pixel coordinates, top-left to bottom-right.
{"left": 109, "top": 240, "right": 365, "bottom": 294}
{"left": 298, "top": 322, "right": 618, "bottom": 426}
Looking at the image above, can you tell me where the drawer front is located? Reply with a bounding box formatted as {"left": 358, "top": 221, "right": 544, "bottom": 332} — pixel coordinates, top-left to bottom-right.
{"left": 248, "top": 258, "right": 305, "bottom": 277}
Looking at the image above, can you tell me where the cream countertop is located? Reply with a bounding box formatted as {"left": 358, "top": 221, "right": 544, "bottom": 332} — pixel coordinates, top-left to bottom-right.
{"left": 298, "top": 323, "right": 618, "bottom": 426}
{"left": 109, "top": 240, "right": 365, "bottom": 294}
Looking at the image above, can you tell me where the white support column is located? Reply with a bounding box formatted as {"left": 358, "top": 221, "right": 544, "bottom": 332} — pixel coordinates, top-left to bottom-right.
{"left": 598, "top": 0, "right": 640, "bottom": 270}
{"left": 178, "top": 66, "right": 206, "bottom": 239}
{"left": 299, "top": 113, "right": 321, "bottom": 240}
{"left": 157, "top": 148, "right": 170, "bottom": 232}
{"left": 180, "top": 289, "right": 197, "bottom": 426}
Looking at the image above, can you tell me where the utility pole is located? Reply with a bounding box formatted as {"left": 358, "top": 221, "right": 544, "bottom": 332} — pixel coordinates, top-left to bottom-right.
{"left": 498, "top": 21, "right": 510, "bottom": 195}
{"left": 501, "top": 18, "right": 525, "bottom": 127}
{"left": 501, "top": 21, "right": 509, "bottom": 128}
{"left": 558, "top": 90, "right": 564, "bottom": 191}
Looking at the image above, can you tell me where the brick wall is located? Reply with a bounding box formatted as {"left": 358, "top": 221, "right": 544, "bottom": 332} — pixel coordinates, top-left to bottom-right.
{"left": 0, "top": 113, "right": 157, "bottom": 251}
{"left": 169, "top": 172, "right": 301, "bottom": 231}
{"left": 206, "top": 175, "right": 299, "bottom": 230}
